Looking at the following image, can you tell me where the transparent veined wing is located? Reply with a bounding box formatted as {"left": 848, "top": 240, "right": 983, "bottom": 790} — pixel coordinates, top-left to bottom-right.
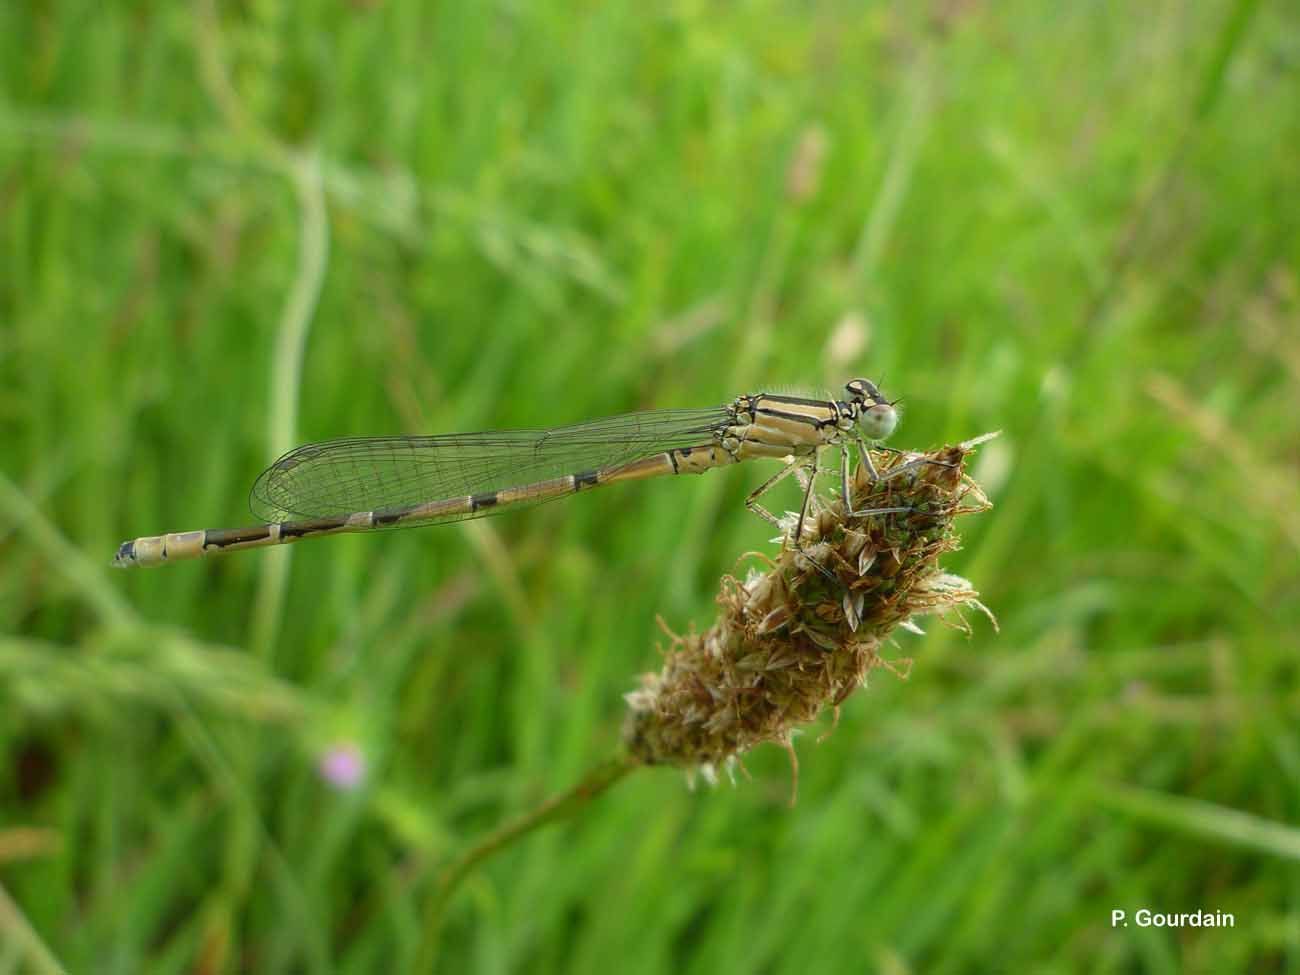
{"left": 249, "top": 407, "right": 731, "bottom": 522}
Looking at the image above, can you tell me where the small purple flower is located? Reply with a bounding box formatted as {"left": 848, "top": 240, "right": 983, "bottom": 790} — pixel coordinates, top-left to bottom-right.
{"left": 318, "top": 743, "right": 366, "bottom": 790}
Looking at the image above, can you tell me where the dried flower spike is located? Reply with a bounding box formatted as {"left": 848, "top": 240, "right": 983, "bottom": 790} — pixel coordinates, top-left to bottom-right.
{"left": 623, "top": 435, "right": 998, "bottom": 788}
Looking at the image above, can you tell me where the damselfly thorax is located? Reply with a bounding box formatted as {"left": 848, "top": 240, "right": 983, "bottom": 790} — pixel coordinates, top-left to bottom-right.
{"left": 113, "top": 378, "right": 905, "bottom": 568}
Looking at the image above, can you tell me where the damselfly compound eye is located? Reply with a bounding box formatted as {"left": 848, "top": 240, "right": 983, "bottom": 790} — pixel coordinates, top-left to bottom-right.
{"left": 860, "top": 403, "right": 898, "bottom": 440}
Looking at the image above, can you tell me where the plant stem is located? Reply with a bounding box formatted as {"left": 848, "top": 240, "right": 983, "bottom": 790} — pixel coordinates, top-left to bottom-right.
{"left": 0, "top": 881, "right": 67, "bottom": 975}
{"left": 417, "top": 753, "right": 640, "bottom": 968}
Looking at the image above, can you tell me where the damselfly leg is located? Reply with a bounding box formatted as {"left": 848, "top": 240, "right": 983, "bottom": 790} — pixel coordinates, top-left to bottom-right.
{"left": 743, "top": 457, "right": 805, "bottom": 529}
{"left": 838, "top": 437, "right": 960, "bottom": 520}
{"left": 744, "top": 453, "right": 833, "bottom": 547}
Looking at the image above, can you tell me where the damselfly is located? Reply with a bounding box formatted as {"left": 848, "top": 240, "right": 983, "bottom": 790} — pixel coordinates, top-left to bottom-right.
{"left": 113, "top": 378, "right": 908, "bottom": 568}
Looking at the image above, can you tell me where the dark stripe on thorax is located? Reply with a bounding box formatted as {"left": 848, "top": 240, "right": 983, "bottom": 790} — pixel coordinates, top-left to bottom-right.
{"left": 754, "top": 406, "right": 836, "bottom": 427}
{"left": 759, "top": 393, "right": 836, "bottom": 407}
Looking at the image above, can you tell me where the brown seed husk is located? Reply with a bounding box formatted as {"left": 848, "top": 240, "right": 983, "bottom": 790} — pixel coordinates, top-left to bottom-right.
{"left": 623, "top": 435, "right": 997, "bottom": 776}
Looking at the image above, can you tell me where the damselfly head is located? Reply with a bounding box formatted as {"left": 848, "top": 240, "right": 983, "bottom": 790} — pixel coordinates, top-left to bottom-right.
{"left": 846, "top": 378, "right": 898, "bottom": 440}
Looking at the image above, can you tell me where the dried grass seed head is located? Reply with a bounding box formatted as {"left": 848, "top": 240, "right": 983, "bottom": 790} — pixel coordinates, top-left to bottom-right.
{"left": 623, "top": 436, "right": 997, "bottom": 775}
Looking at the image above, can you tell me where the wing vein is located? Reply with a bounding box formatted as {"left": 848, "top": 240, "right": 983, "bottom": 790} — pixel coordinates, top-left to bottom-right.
{"left": 248, "top": 407, "right": 730, "bottom": 522}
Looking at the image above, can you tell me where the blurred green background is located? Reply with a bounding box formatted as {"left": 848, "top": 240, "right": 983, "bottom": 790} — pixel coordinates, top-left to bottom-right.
{"left": 2, "top": 0, "right": 1298, "bottom": 971}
